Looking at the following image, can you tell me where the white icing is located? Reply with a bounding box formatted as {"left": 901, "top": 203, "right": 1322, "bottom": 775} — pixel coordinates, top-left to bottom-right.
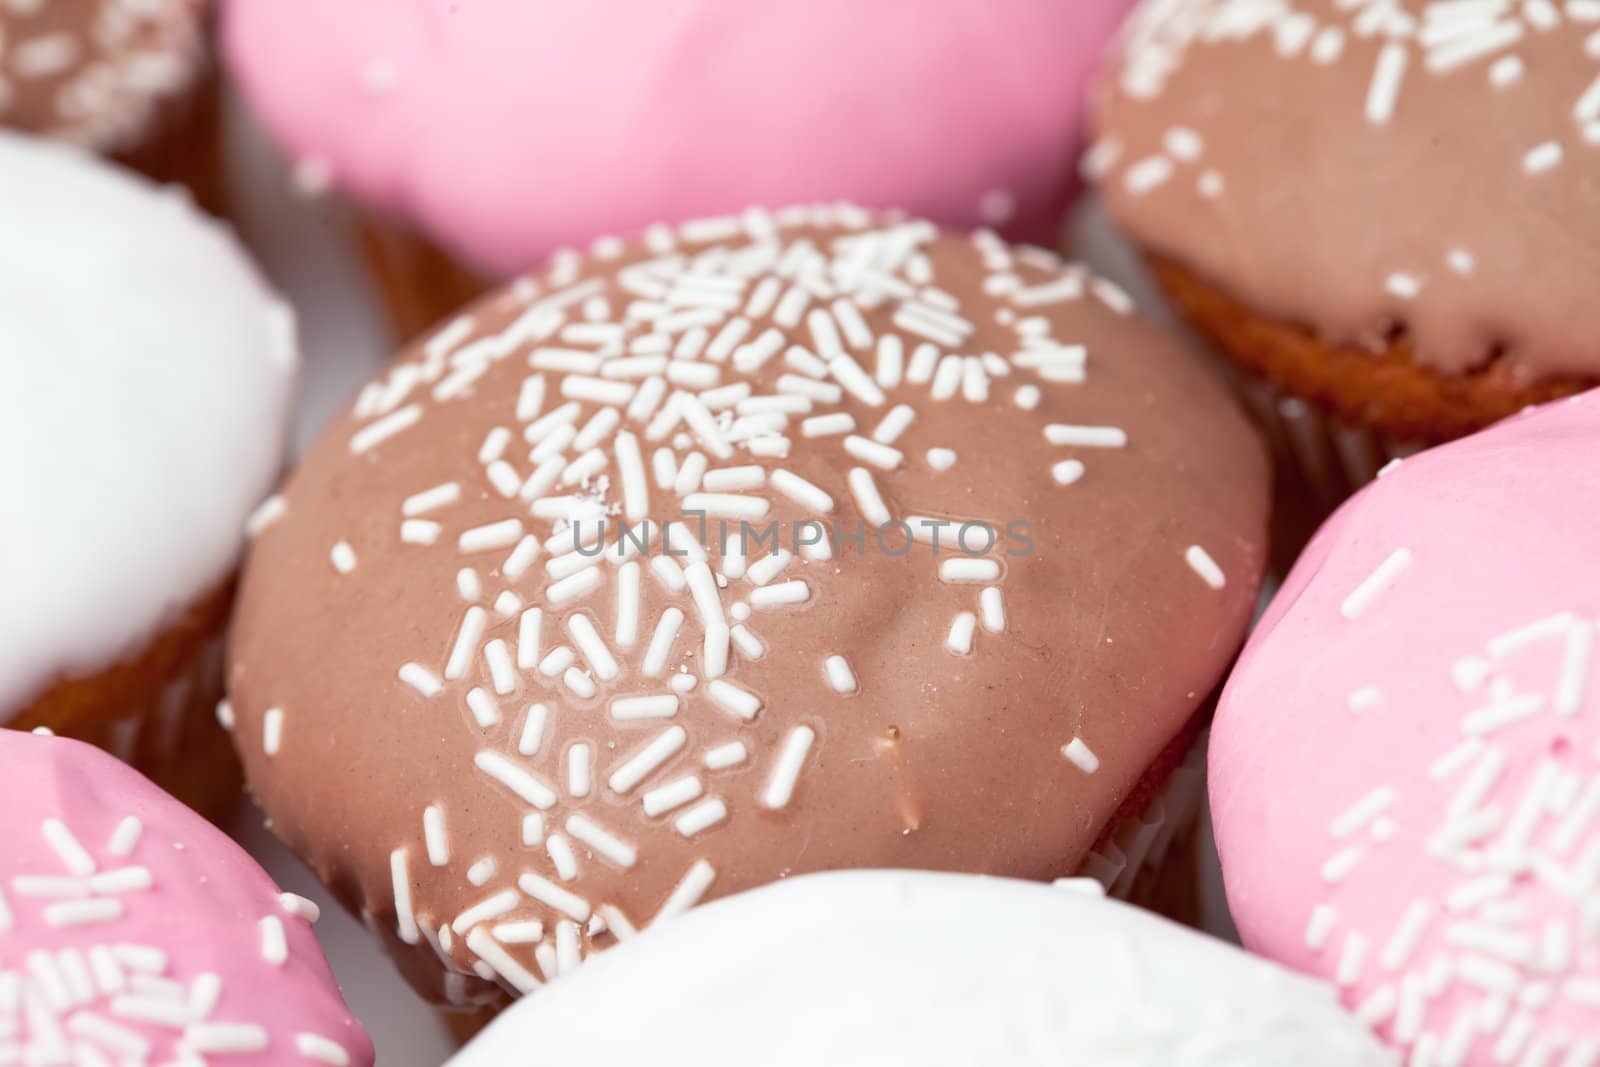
{"left": 0, "top": 134, "right": 295, "bottom": 714}
{"left": 449, "top": 871, "right": 1395, "bottom": 1066}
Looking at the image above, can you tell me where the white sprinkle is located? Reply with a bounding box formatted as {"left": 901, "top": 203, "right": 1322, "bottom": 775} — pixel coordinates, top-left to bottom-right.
{"left": 445, "top": 606, "right": 489, "bottom": 680}
{"left": 548, "top": 567, "right": 604, "bottom": 605}
{"left": 1322, "top": 846, "right": 1363, "bottom": 884}
{"left": 1386, "top": 273, "right": 1421, "bottom": 300}
{"left": 351, "top": 404, "right": 422, "bottom": 454}
{"left": 546, "top": 833, "right": 579, "bottom": 881}
{"left": 1338, "top": 932, "right": 1370, "bottom": 988}
{"left": 567, "top": 814, "right": 637, "bottom": 869}
{"left": 1348, "top": 687, "right": 1383, "bottom": 714}
{"left": 609, "top": 726, "right": 688, "bottom": 794}
{"left": 107, "top": 817, "right": 142, "bottom": 858}
{"left": 1555, "top": 622, "right": 1594, "bottom": 716}
{"left": 769, "top": 469, "right": 835, "bottom": 513}
{"left": 1183, "top": 545, "right": 1226, "bottom": 589}
{"left": 567, "top": 742, "right": 594, "bottom": 799}
{"left": 1061, "top": 738, "right": 1100, "bottom": 775}
{"left": 518, "top": 704, "right": 550, "bottom": 758}
{"left": 262, "top": 709, "right": 285, "bottom": 758}
{"left": 1332, "top": 786, "right": 1397, "bottom": 839}
{"left": 824, "top": 655, "right": 858, "bottom": 694}
{"left": 423, "top": 806, "right": 450, "bottom": 867}
{"left": 829, "top": 354, "right": 887, "bottom": 407}
{"left": 42, "top": 820, "right": 96, "bottom": 876}
{"left": 465, "top": 927, "right": 543, "bottom": 995}
{"left": 517, "top": 608, "right": 544, "bottom": 671}
{"left": 642, "top": 608, "right": 686, "bottom": 676}
{"left": 707, "top": 679, "right": 763, "bottom": 721}
{"left": 1524, "top": 141, "right": 1565, "bottom": 175}
{"left": 940, "top": 558, "right": 1001, "bottom": 584}
{"left": 1381, "top": 901, "right": 1436, "bottom": 972}
{"left": 643, "top": 776, "right": 704, "bottom": 816}
{"left": 259, "top": 916, "right": 288, "bottom": 966}
{"left": 705, "top": 742, "right": 749, "bottom": 770}
{"left": 1045, "top": 424, "right": 1127, "bottom": 448}
{"left": 246, "top": 494, "right": 287, "bottom": 536}
{"left": 482, "top": 640, "right": 516, "bottom": 696}
{"left": 390, "top": 850, "right": 419, "bottom": 944}
{"left": 1015, "top": 385, "right": 1041, "bottom": 411}
{"left": 1052, "top": 460, "right": 1087, "bottom": 486}
{"left": 459, "top": 519, "right": 524, "bottom": 555}
{"left": 979, "top": 587, "right": 1006, "bottom": 633}
{"left": 491, "top": 920, "right": 544, "bottom": 945}
{"left": 750, "top": 580, "right": 810, "bottom": 609}
{"left": 503, "top": 536, "right": 541, "bottom": 582}
{"left": 44, "top": 899, "right": 123, "bottom": 927}
{"left": 475, "top": 750, "right": 558, "bottom": 809}
{"left": 296, "top": 1034, "right": 351, "bottom": 1066}
{"left": 842, "top": 435, "right": 903, "bottom": 471}
{"left": 762, "top": 727, "right": 816, "bottom": 810}
{"left": 518, "top": 872, "right": 592, "bottom": 922}
{"left": 947, "top": 612, "right": 977, "bottom": 655}
{"left": 655, "top": 860, "right": 716, "bottom": 922}
{"left": 611, "top": 693, "right": 680, "bottom": 721}
{"left": 185, "top": 1023, "right": 270, "bottom": 1055}
{"left": 566, "top": 613, "right": 620, "bottom": 682}
{"left": 464, "top": 687, "right": 499, "bottom": 729}
{"left": 674, "top": 798, "right": 729, "bottom": 837}
{"left": 1366, "top": 43, "right": 1408, "bottom": 126}
{"left": 1124, "top": 155, "right": 1174, "bottom": 195}
{"left": 1340, "top": 548, "right": 1413, "bottom": 620}
{"left": 1306, "top": 905, "right": 1339, "bottom": 951}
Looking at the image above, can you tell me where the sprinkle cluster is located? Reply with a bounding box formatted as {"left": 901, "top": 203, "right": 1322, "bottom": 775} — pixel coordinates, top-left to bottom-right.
{"left": 246, "top": 205, "right": 1231, "bottom": 1002}
{"left": 1309, "top": 600, "right": 1600, "bottom": 1065}
{"left": 1092, "top": 0, "right": 1600, "bottom": 304}
{"left": 0, "top": 814, "right": 349, "bottom": 1067}
{"left": 0, "top": 0, "right": 204, "bottom": 150}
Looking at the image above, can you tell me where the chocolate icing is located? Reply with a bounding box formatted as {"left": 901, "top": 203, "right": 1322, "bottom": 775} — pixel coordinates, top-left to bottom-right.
{"left": 1092, "top": 0, "right": 1600, "bottom": 383}
{"left": 0, "top": 0, "right": 207, "bottom": 151}
{"left": 227, "top": 207, "right": 1268, "bottom": 1005}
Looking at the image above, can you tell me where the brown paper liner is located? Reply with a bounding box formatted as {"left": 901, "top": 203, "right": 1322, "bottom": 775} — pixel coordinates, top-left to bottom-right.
{"left": 354, "top": 214, "right": 493, "bottom": 345}
{"left": 1077, "top": 724, "right": 1209, "bottom": 925}
{"left": 1140, "top": 252, "right": 1596, "bottom": 564}
{"left": 10, "top": 581, "right": 242, "bottom": 821}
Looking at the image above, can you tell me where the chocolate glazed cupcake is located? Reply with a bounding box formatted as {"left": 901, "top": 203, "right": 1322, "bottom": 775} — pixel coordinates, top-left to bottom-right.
{"left": 0, "top": 0, "right": 222, "bottom": 209}
{"left": 225, "top": 207, "right": 1268, "bottom": 1021}
{"left": 1089, "top": 0, "right": 1600, "bottom": 511}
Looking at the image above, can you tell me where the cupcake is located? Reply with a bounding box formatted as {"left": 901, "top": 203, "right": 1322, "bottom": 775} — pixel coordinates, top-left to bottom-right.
{"left": 1090, "top": 0, "right": 1600, "bottom": 507}
{"left": 0, "top": 0, "right": 223, "bottom": 209}
{"left": 0, "top": 728, "right": 373, "bottom": 1066}
{"left": 223, "top": 1, "right": 1136, "bottom": 341}
{"left": 449, "top": 871, "right": 1392, "bottom": 1065}
{"left": 0, "top": 133, "right": 296, "bottom": 816}
{"left": 1212, "top": 391, "right": 1600, "bottom": 1063}
{"left": 225, "top": 206, "right": 1270, "bottom": 1015}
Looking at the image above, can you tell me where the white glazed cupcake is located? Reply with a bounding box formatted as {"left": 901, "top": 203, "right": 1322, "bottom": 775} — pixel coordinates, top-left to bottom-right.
{"left": 0, "top": 132, "right": 296, "bottom": 815}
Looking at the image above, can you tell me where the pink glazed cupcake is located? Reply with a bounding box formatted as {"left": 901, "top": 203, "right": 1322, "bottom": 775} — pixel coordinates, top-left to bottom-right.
{"left": 1211, "top": 390, "right": 1600, "bottom": 1064}
{"left": 0, "top": 729, "right": 372, "bottom": 1067}
{"left": 223, "top": 1, "right": 1134, "bottom": 340}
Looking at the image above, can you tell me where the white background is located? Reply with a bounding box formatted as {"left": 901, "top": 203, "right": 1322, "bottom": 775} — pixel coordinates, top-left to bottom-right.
{"left": 218, "top": 96, "right": 1232, "bottom": 1066}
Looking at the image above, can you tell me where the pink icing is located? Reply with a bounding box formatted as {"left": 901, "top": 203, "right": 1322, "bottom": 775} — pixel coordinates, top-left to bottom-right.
{"left": 222, "top": 1, "right": 1131, "bottom": 276}
{"left": 0, "top": 731, "right": 373, "bottom": 1067}
{"left": 1212, "top": 390, "right": 1600, "bottom": 1063}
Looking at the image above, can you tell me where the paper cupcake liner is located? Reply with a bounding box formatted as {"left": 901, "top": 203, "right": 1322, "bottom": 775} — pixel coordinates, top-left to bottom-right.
{"left": 33, "top": 634, "right": 241, "bottom": 821}
{"left": 1076, "top": 727, "right": 1209, "bottom": 908}
{"left": 1233, "top": 375, "right": 1425, "bottom": 511}
{"left": 352, "top": 213, "right": 493, "bottom": 344}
